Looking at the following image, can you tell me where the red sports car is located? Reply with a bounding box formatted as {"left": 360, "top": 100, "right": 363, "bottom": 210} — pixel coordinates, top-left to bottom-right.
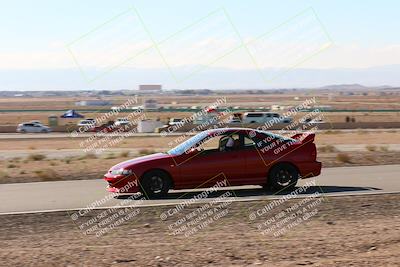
{"left": 104, "top": 128, "right": 321, "bottom": 198}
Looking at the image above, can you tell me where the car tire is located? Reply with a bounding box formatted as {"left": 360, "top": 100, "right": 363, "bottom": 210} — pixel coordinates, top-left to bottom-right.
{"left": 267, "top": 163, "right": 299, "bottom": 191}
{"left": 140, "top": 170, "right": 171, "bottom": 199}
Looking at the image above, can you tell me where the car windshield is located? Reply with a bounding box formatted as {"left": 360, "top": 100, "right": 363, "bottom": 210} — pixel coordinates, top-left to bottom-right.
{"left": 167, "top": 131, "right": 209, "bottom": 155}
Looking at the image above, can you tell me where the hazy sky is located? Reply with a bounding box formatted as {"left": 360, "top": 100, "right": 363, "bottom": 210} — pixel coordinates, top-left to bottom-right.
{"left": 0, "top": 0, "right": 399, "bottom": 89}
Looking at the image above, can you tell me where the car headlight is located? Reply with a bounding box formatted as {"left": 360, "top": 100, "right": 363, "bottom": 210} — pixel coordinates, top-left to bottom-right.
{"left": 111, "top": 168, "right": 133, "bottom": 176}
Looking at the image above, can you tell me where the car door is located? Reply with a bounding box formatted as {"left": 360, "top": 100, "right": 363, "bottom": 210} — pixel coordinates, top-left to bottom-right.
{"left": 33, "top": 124, "right": 42, "bottom": 132}
{"left": 25, "top": 124, "right": 34, "bottom": 132}
{"left": 240, "top": 133, "right": 270, "bottom": 184}
{"left": 175, "top": 133, "right": 246, "bottom": 188}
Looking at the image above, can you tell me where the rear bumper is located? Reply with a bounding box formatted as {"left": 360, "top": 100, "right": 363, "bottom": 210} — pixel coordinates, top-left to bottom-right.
{"left": 299, "top": 161, "right": 322, "bottom": 178}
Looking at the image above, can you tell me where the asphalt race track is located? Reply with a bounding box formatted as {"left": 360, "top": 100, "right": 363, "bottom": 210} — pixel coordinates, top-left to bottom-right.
{"left": 0, "top": 165, "right": 399, "bottom": 215}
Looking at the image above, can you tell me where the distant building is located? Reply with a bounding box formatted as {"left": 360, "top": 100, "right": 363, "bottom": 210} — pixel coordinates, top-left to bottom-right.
{"left": 139, "top": 84, "right": 162, "bottom": 93}
{"left": 75, "top": 100, "right": 111, "bottom": 106}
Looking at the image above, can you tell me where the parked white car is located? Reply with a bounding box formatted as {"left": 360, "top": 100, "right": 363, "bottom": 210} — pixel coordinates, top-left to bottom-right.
{"left": 29, "top": 120, "right": 43, "bottom": 125}
{"left": 242, "top": 112, "right": 292, "bottom": 124}
{"left": 17, "top": 123, "right": 51, "bottom": 133}
{"left": 228, "top": 117, "right": 242, "bottom": 123}
{"left": 114, "top": 118, "right": 130, "bottom": 126}
{"left": 168, "top": 118, "right": 183, "bottom": 126}
{"left": 300, "top": 117, "right": 325, "bottom": 124}
{"left": 77, "top": 119, "right": 96, "bottom": 127}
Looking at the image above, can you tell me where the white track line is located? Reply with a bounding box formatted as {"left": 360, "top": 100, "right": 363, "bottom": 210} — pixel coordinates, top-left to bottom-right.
{"left": 1, "top": 190, "right": 399, "bottom": 216}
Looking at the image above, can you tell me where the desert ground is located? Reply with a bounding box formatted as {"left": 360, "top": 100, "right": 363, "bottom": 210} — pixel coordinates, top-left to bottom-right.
{"left": 0, "top": 129, "right": 399, "bottom": 184}
{"left": 0, "top": 92, "right": 400, "bottom": 126}
{"left": 0, "top": 91, "right": 399, "bottom": 267}
{"left": 0, "top": 193, "right": 399, "bottom": 267}
{"left": 1, "top": 91, "right": 399, "bottom": 184}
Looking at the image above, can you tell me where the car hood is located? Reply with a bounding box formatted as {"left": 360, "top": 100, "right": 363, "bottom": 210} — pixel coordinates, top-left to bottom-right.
{"left": 110, "top": 152, "right": 170, "bottom": 170}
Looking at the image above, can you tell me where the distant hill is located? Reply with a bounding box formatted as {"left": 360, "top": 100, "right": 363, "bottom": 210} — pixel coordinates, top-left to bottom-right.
{"left": 319, "top": 84, "right": 368, "bottom": 90}
{"left": 318, "top": 84, "right": 392, "bottom": 90}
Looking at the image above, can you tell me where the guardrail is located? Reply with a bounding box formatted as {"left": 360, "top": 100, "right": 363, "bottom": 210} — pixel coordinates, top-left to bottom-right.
{"left": 1, "top": 108, "right": 400, "bottom": 113}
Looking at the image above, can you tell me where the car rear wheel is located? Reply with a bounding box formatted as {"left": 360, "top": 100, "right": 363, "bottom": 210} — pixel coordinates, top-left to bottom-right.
{"left": 267, "top": 163, "right": 299, "bottom": 191}
{"left": 140, "top": 170, "right": 171, "bottom": 199}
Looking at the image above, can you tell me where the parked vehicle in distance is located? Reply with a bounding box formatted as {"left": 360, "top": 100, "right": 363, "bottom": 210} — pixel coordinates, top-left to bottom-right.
{"left": 17, "top": 122, "right": 51, "bottom": 133}
{"left": 77, "top": 119, "right": 96, "bottom": 127}
{"left": 104, "top": 128, "right": 321, "bottom": 198}
{"left": 114, "top": 118, "right": 130, "bottom": 126}
{"left": 228, "top": 113, "right": 243, "bottom": 123}
{"left": 89, "top": 121, "right": 117, "bottom": 133}
{"left": 228, "top": 117, "right": 242, "bottom": 123}
{"left": 242, "top": 112, "right": 292, "bottom": 124}
{"left": 300, "top": 117, "right": 325, "bottom": 124}
{"left": 168, "top": 118, "right": 183, "bottom": 126}
{"left": 29, "top": 120, "right": 42, "bottom": 125}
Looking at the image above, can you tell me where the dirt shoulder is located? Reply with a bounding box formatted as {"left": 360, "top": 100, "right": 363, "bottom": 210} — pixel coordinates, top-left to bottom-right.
{"left": 0, "top": 193, "right": 399, "bottom": 267}
{"left": 0, "top": 129, "right": 399, "bottom": 184}
{"left": 1, "top": 150, "right": 400, "bottom": 184}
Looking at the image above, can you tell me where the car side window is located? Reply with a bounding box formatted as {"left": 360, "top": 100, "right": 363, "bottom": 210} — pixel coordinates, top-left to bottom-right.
{"left": 197, "top": 135, "right": 220, "bottom": 151}
{"left": 244, "top": 136, "right": 256, "bottom": 148}
{"left": 198, "top": 133, "right": 245, "bottom": 153}
{"left": 219, "top": 134, "right": 242, "bottom": 151}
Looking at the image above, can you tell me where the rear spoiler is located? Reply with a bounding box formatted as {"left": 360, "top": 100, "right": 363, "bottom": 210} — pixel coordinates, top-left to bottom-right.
{"left": 291, "top": 132, "right": 315, "bottom": 143}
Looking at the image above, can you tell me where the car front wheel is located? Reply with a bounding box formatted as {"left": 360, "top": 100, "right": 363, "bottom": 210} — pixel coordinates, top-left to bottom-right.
{"left": 267, "top": 163, "right": 299, "bottom": 191}
{"left": 140, "top": 170, "right": 171, "bottom": 199}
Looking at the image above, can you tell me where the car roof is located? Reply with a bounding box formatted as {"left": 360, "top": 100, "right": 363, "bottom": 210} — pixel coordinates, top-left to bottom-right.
{"left": 205, "top": 128, "right": 253, "bottom": 135}
{"left": 204, "top": 128, "right": 292, "bottom": 139}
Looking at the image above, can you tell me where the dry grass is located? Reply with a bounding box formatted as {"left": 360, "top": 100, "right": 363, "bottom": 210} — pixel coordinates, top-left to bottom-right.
{"left": 364, "top": 155, "right": 376, "bottom": 162}
{"left": 357, "top": 129, "right": 368, "bottom": 135}
{"left": 1, "top": 150, "right": 399, "bottom": 184}
{"left": 380, "top": 146, "right": 389, "bottom": 152}
{"left": 318, "top": 145, "right": 337, "bottom": 153}
{"left": 0, "top": 131, "right": 398, "bottom": 153}
{"left": 7, "top": 163, "right": 17, "bottom": 168}
{"left": 119, "top": 151, "right": 130, "bottom": 158}
{"left": 0, "top": 170, "right": 8, "bottom": 179}
{"left": 9, "top": 157, "right": 21, "bottom": 163}
{"left": 324, "top": 130, "right": 340, "bottom": 135}
{"left": 63, "top": 157, "right": 72, "bottom": 164}
{"left": 104, "top": 153, "right": 116, "bottom": 159}
{"left": 138, "top": 149, "right": 156, "bottom": 156}
{"left": 27, "top": 154, "right": 46, "bottom": 161}
{"left": 79, "top": 153, "right": 98, "bottom": 160}
{"left": 34, "top": 169, "right": 59, "bottom": 181}
{"left": 336, "top": 153, "right": 352, "bottom": 163}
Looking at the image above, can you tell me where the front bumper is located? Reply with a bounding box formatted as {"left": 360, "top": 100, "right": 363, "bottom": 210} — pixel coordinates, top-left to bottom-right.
{"left": 104, "top": 173, "right": 140, "bottom": 193}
